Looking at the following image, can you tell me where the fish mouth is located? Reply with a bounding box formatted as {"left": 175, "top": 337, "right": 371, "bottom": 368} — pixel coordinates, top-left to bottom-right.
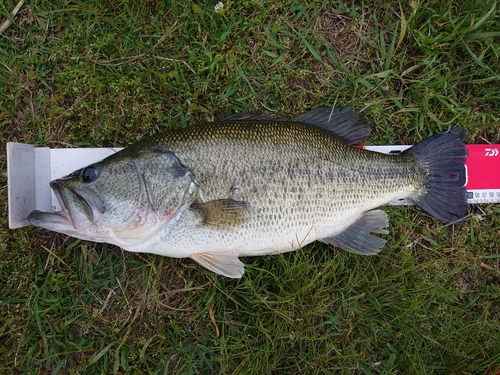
{"left": 28, "top": 180, "right": 104, "bottom": 232}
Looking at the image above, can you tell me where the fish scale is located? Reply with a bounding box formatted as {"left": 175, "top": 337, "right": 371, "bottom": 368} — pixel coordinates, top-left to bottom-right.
{"left": 28, "top": 108, "right": 467, "bottom": 278}
{"left": 138, "top": 121, "right": 422, "bottom": 256}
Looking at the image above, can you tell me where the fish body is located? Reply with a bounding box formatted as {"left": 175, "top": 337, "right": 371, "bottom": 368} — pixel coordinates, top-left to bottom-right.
{"left": 28, "top": 108, "right": 467, "bottom": 278}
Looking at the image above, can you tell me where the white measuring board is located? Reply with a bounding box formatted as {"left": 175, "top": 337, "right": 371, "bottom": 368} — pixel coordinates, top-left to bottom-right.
{"left": 7, "top": 142, "right": 500, "bottom": 229}
{"left": 7, "top": 143, "right": 123, "bottom": 229}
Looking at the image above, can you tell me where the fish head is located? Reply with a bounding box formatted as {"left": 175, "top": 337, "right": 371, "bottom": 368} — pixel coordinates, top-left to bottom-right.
{"left": 28, "top": 144, "right": 196, "bottom": 246}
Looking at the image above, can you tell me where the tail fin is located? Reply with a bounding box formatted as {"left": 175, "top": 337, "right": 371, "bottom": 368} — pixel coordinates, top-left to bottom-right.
{"left": 405, "top": 128, "right": 468, "bottom": 223}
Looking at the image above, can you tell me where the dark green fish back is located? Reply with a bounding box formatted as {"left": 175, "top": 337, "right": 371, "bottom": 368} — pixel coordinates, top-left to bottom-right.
{"left": 141, "top": 120, "right": 421, "bottom": 219}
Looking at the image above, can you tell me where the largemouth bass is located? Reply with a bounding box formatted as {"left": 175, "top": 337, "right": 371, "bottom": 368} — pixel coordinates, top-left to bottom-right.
{"left": 28, "top": 107, "right": 467, "bottom": 278}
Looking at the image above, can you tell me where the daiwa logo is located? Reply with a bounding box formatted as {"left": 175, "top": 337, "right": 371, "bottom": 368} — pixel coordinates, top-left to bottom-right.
{"left": 485, "top": 148, "right": 499, "bottom": 157}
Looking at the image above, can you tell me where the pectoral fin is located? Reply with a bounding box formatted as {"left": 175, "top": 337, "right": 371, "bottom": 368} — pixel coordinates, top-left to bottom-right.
{"left": 193, "top": 199, "right": 248, "bottom": 229}
{"left": 191, "top": 250, "right": 244, "bottom": 278}
{"left": 320, "top": 210, "right": 389, "bottom": 255}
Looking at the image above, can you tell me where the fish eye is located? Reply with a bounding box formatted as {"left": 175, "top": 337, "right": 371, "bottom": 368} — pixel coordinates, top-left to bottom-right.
{"left": 81, "top": 165, "right": 99, "bottom": 183}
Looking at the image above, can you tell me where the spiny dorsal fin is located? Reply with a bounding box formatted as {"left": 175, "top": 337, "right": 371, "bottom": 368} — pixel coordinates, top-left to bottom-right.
{"left": 320, "top": 210, "right": 389, "bottom": 255}
{"left": 191, "top": 250, "right": 244, "bottom": 278}
{"left": 218, "top": 107, "right": 370, "bottom": 144}
{"left": 293, "top": 107, "right": 370, "bottom": 145}
{"left": 217, "top": 112, "right": 286, "bottom": 122}
{"left": 193, "top": 199, "right": 248, "bottom": 229}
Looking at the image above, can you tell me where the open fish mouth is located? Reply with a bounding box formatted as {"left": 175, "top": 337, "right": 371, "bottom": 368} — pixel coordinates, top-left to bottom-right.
{"left": 28, "top": 180, "right": 103, "bottom": 231}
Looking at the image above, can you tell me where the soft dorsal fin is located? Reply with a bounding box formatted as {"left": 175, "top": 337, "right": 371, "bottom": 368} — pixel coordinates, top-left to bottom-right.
{"left": 320, "top": 210, "right": 389, "bottom": 255}
{"left": 293, "top": 107, "right": 370, "bottom": 145}
{"left": 192, "top": 199, "right": 248, "bottom": 229}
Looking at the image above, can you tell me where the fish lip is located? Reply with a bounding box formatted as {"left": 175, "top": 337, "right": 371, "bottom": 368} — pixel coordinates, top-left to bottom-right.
{"left": 50, "top": 180, "right": 74, "bottom": 226}
{"left": 28, "top": 209, "right": 73, "bottom": 228}
{"left": 72, "top": 187, "right": 104, "bottom": 224}
{"left": 49, "top": 180, "right": 103, "bottom": 228}
{"left": 27, "top": 181, "right": 75, "bottom": 229}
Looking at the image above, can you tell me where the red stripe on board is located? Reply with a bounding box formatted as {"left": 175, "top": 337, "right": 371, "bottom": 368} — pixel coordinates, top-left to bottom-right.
{"left": 465, "top": 145, "right": 500, "bottom": 189}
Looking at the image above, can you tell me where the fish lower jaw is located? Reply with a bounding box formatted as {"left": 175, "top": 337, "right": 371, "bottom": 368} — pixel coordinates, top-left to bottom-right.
{"left": 58, "top": 209, "right": 74, "bottom": 228}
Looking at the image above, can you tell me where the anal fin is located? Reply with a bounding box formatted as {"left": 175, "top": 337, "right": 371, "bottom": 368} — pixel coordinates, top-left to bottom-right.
{"left": 320, "top": 210, "right": 389, "bottom": 255}
{"left": 191, "top": 250, "right": 244, "bottom": 278}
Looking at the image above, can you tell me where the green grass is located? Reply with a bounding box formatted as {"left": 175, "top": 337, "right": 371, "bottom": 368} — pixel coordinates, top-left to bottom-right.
{"left": 1, "top": 0, "right": 500, "bottom": 373}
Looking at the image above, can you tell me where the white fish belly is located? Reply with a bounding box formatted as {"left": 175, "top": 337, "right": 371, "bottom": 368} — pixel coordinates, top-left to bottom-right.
{"left": 126, "top": 172, "right": 413, "bottom": 259}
